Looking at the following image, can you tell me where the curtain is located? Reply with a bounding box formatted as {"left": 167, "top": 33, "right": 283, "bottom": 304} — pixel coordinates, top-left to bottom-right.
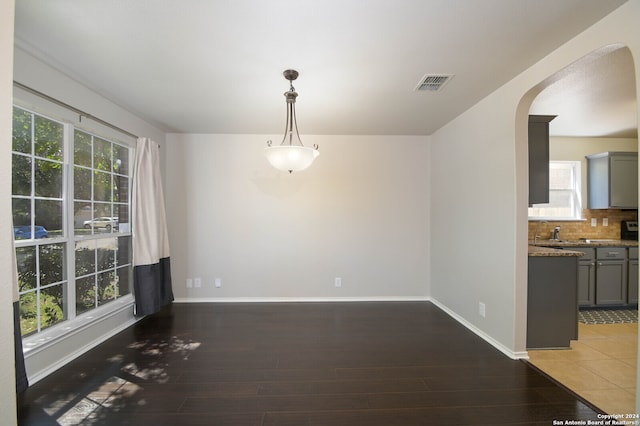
{"left": 12, "top": 231, "right": 28, "bottom": 393}
{"left": 132, "top": 137, "right": 174, "bottom": 316}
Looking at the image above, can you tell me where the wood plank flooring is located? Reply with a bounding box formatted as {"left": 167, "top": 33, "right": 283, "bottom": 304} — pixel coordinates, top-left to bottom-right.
{"left": 18, "top": 302, "right": 602, "bottom": 425}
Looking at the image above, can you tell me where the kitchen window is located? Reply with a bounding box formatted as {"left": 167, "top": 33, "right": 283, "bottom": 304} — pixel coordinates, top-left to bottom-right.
{"left": 12, "top": 106, "right": 133, "bottom": 337}
{"left": 528, "top": 161, "right": 582, "bottom": 220}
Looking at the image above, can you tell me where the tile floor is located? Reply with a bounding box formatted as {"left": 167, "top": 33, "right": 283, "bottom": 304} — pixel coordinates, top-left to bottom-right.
{"left": 528, "top": 322, "right": 638, "bottom": 415}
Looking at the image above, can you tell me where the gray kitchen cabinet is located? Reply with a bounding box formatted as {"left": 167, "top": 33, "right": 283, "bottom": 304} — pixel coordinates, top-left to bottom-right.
{"left": 629, "top": 247, "right": 638, "bottom": 304}
{"left": 527, "top": 255, "right": 578, "bottom": 349}
{"left": 567, "top": 247, "right": 596, "bottom": 307}
{"left": 595, "top": 247, "right": 627, "bottom": 305}
{"left": 528, "top": 115, "right": 556, "bottom": 205}
{"left": 586, "top": 152, "right": 638, "bottom": 209}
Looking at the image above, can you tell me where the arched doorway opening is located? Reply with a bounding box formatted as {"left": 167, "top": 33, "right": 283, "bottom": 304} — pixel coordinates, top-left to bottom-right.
{"left": 519, "top": 44, "right": 638, "bottom": 413}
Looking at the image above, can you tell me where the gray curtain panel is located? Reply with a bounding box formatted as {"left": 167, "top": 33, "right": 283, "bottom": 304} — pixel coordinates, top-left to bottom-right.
{"left": 132, "top": 138, "right": 173, "bottom": 316}
{"left": 14, "top": 301, "right": 28, "bottom": 393}
{"left": 12, "top": 228, "right": 28, "bottom": 392}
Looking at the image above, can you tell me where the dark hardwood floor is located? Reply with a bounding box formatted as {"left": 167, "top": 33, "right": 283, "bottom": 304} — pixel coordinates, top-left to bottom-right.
{"left": 18, "top": 302, "right": 602, "bottom": 425}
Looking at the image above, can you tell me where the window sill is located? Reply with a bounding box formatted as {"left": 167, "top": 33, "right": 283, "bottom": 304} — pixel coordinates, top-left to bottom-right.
{"left": 23, "top": 295, "right": 135, "bottom": 356}
{"left": 528, "top": 218, "right": 586, "bottom": 222}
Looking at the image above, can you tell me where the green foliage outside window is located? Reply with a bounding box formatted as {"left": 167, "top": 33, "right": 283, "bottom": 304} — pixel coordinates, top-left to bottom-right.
{"left": 12, "top": 106, "right": 133, "bottom": 337}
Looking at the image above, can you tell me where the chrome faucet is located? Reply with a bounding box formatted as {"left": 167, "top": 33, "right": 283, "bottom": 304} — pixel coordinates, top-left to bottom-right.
{"left": 552, "top": 226, "right": 561, "bottom": 241}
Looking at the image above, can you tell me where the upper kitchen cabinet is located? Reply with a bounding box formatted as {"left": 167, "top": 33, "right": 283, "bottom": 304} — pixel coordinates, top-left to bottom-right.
{"left": 529, "top": 115, "right": 556, "bottom": 205}
{"left": 586, "top": 151, "right": 638, "bottom": 209}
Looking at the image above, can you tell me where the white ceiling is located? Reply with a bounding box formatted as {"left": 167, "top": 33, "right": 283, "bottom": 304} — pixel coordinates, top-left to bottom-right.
{"left": 531, "top": 46, "right": 637, "bottom": 138}
{"left": 13, "top": 0, "right": 635, "bottom": 137}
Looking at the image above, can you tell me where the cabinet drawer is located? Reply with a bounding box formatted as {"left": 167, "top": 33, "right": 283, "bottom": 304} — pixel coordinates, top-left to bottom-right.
{"left": 629, "top": 247, "right": 638, "bottom": 260}
{"left": 596, "top": 247, "right": 627, "bottom": 260}
{"left": 567, "top": 247, "right": 595, "bottom": 260}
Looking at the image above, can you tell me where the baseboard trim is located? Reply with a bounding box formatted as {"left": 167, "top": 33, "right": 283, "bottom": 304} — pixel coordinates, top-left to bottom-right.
{"left": 429, "top": 298, "right": 528, "bottom": 360}
{"left": 173, "top": 296, "right": 431, "bottom": 303}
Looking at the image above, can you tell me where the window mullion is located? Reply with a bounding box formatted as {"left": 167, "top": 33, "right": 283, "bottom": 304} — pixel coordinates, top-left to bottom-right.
{"left": 65, "top": 123, "right": 77, "bottom": 320}
{"left": 30, "top": 113, "right": 36, "bottom": 233}
{"left": 35, "top": 244, "right": 41, "bottom": 333}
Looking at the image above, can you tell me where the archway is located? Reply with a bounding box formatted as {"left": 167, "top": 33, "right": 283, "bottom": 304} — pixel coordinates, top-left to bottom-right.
{"left": 517, "top": 44, "right": 638, "bottom": 413}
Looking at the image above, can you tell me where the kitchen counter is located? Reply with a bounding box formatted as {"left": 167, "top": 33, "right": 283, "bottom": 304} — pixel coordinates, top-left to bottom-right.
{"left": 532, "top": 239, "right": 638, "bottom": 248}
{"left": 528, "top": 245, "right": 585, "bottom": 257}
{"left": 529, "top": 239, "right": 638, "bottom": 257}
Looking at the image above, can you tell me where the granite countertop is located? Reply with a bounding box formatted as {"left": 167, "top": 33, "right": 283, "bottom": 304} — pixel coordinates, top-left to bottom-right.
{"left": 531, "top": 239, "right": 638, "bottom": 248}
{"left": 528, "top": 245, "right": 585, "bottom": 257}
{"left": 528, "top": 238, "right": 638, "bottom": 257}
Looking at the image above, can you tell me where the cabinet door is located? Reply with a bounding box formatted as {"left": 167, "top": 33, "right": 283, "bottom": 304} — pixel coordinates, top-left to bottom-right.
{"left": 577, "top": 260, "right": 596, "bottom": 307}
{"left": 610, "top": 155, "right": 638, "bottom": 208}
{"left": 528, "top": 116, "right": 555, "bottom": 205}
{"left": 587, "top": 155, "right": 609, "bottom": 209}
{"left": 596, "top": 260, "right": 627, "bottom": 305}
{"left": 628, "top": 259, "right": 638, "bottom": 304}
{"left": 587, "top": 152, "right": 638, "bottom": 209}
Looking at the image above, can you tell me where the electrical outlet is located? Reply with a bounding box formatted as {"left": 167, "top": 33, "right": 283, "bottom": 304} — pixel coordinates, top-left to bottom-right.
{"left": 591, "top": 218, "right": 597, "bottom": 227}
{"left": 194, "top": 277, "right": 202, "bottom": 288}
{"left": 215, "top": 278, "right": 222, "bottom": 288}
{"left": 603, "top": 218, "right": 609, "bottom": 226}
{"left": 186, "top": 278, "right": 193, "bottom": 288}
{"left": 479, "top": 302, "right": 486, "bottom": 318}
{"left": 334, "top": 277, "right": 342, "bottom": 288}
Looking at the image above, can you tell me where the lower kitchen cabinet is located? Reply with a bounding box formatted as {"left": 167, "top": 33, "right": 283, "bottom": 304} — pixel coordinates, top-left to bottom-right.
{"left": 527, "top": 255, "right": 578, "bottom": 349}
{"left": 629, "top": 247, "right": 638, "bottom": 305}
{"left": 566, "top": 246, "right": 636, "bottom": 307}
{"left": 571, "top": 248, "right": 596, "bottom": 307}
{"left": 595, "top": 247, "right": 627, "bottom": 305}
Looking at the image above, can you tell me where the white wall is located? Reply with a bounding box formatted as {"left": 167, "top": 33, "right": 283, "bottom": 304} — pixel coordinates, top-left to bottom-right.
{"left": 165, "top": 134, "right": 430, "bottom": 301}
{"left": 430, "top": 90, "right": 523, "bottom": 357}
{"left": 429, "top": 0, "right": 640, "bottom": 363}
{"left": 550, "top": 137, "right": 638, "bottom": 160}
{"left": 1, "top": 2, "right": 17, "bottom": 424}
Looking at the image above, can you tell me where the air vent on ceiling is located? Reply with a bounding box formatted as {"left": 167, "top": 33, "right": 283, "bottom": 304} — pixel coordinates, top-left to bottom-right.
{"left": 415, "top": 74, "right": 454, "bottom": 92}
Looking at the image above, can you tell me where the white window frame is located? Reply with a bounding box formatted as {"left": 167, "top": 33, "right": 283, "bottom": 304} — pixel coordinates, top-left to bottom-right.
{"left": 528, "top": 160, "right": 583, "bottom": 221}
{"left": 12, "top": 104, "right": 136, "bottom": 350}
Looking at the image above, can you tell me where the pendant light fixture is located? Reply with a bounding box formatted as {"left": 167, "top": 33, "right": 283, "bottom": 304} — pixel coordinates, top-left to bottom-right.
{"left": 265, "top": 69, "right": 319, "bottom": 173}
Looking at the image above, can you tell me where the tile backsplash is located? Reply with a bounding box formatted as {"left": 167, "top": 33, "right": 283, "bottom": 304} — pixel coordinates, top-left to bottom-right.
{"left": 528, "top": 209, "right": 637, "bottom": 241}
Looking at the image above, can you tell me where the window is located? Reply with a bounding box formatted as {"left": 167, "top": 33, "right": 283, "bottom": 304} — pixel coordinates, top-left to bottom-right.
{"left": 12, "top": 106, "right": 133, "bottom": 337}
{"left": 528, "top": 161, "right": 582, "bottom": 220}
{"left": 73, "top": 129, "right": 132, "bottom": 316}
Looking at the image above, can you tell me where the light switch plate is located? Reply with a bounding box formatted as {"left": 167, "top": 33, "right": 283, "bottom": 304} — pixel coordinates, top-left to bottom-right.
{"left": 591, "top": 218, "right": 597, "bottom": 227}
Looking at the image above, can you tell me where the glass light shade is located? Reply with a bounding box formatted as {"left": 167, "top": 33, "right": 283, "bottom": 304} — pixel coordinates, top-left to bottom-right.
{"left": 264, "top": 145, "right": 319, "bottom": 173}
